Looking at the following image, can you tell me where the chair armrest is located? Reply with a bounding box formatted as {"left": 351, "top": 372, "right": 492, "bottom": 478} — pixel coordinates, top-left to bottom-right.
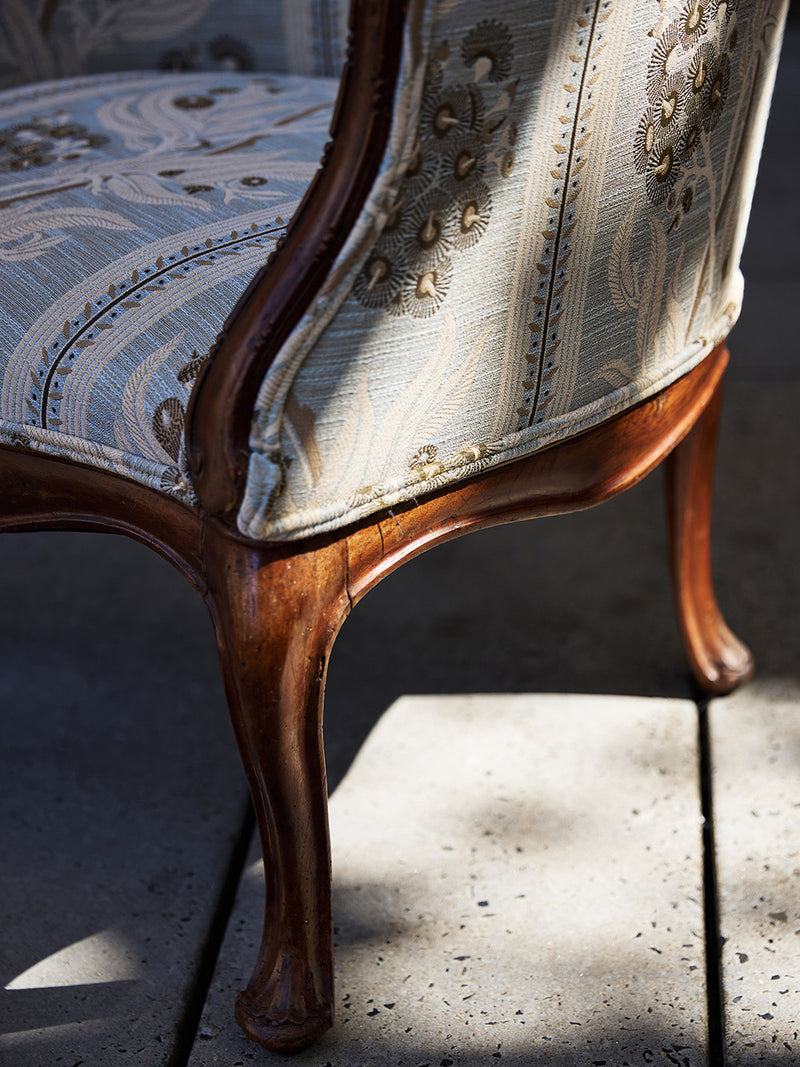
{"left": 186, "top": 0, "right": 409, "bottom": 523}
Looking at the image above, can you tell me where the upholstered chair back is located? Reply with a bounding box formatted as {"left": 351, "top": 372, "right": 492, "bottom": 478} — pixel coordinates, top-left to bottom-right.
{"left": 239, "top": 0, "right": 787, "bottom": 541}
{"left": 0, "top": 0, "right": 348, "bottom": 88}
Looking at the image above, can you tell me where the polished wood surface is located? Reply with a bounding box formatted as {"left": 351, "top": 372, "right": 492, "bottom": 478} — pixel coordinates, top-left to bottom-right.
{"left": 203, "top": 530, "right": 349, "bottom": 1051}
{"left": 665, "top": 368, "right": 754, "bottom": 694}
{"left": 341, "top": 343, "right": 731, "bottom": 609}
{"left": 0, "top": 447, "right": 205, "bottom": 591}
{"left": 0, "top": 341, "right": 752, "bottom": 1051}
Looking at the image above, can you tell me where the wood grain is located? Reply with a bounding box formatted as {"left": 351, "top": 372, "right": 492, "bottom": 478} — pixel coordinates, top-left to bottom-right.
{"left": 665, "top": 358, "right": 754, "bottom": 694}
{"left": 0, "top": 343, "right": 751, "bottom": 1051}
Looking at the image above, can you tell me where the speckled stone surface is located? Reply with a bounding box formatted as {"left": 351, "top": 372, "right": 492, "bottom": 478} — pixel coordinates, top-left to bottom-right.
{"left": 712, "top": 683, "right": 800, "bottom": 1065}
{"left": 0, "top": 533, "right": 247, "bottom": 1067}
{"left": 188, "top": 694, "right": 706, "bottom": 1066}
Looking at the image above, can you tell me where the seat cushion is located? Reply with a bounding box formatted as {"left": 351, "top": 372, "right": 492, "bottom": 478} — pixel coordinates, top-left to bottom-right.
{"left": 0, "top": 70, "right": 337, "bottom": 501}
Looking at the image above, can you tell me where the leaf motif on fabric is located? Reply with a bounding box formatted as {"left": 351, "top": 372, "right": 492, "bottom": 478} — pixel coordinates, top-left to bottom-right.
{"left": 115, "top": 332, "right": 185, "bottom": 462}
{"left": 314, "top": 373, "right": 376, "bottom": 496}
{"left": 636, "top": 215, "right": 667, "bottom": 363}
{"left": 663, "top": 243, "right": 687, "bottom": 358}
{"left": 151, "top": 397, "right": 185, "bottom": 462}
{"left": 386, "top": 311, "right": 486, "bottom": 465}
{"left": 0, "top": 205, "right": 138, "bottom": 261}
{"left": 608, "top": 203, "right": 641, "bottom": 312}
{"left": 104, "top": 172, "right": 211, "bottom": 211}
{"left": 285, "top": 392, "right": 323, "bottom": 484}
{"left": 594, "top": 359, "right": 634, "bottom": 390}
{"left": 315, "top": 311, "right": 486, "bottom": 498}
{"left": 95, "top": 92, "right": 190, "bottom": 153}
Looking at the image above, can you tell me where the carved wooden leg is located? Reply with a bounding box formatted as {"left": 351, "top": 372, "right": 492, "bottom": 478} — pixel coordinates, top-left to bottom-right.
{"left": 665, "top": 357, "right": 753, "bottom": 695}
{"left": 202, "top": 527, "right": 350, "bottom": 1053}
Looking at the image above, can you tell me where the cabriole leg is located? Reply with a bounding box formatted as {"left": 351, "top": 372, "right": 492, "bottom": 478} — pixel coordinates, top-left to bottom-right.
{"left": 665, "top": 361, "right": 754, "bottom": 695}
{"left": 203, "top": 527, "right": 349, "bottom": 1053}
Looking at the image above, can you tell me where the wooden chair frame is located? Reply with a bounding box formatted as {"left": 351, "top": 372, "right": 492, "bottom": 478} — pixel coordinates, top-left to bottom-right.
{"left": 0, "top": 0, "right": 753, "bottom": 1053}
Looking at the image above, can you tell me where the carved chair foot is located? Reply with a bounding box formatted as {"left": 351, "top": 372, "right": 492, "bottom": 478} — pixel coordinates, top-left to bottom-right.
{"left": 682, "top": 613, "right": 754, "bottom": 696}
{"left": 235, "top": 988, "right": 333, "bottom": 1054}
{"left": 692, "top": 579, "right": 755, "bottom": 695}
{"left": 665, "top": 347, "right": 753, "bottom": 697}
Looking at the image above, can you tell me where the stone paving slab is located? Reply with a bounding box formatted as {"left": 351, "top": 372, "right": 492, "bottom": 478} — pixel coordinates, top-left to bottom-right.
{"left": 0, "top": 532, "right": 248, "bottom": 1067}
{"left": 711, "top": 682, "right": 800, "bottom": 1065}
{"left": 189, "top": 694, "right": 706, "bottom": 1067}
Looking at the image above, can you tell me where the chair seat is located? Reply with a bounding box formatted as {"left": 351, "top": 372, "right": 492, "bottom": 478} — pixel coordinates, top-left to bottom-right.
{"left": 0, "top": 70, "right": 337, "bottom": 501}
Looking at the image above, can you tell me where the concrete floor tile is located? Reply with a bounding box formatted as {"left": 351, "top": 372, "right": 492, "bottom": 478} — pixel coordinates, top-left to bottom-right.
{"left": 711, "top": 683, "right": 800, "bottom": 1065}
{"left": 0, "top": 533, "right": 248, "bottom": 1066}
{"left": 189, "top": 694, "right": 706, "bottom": 1066}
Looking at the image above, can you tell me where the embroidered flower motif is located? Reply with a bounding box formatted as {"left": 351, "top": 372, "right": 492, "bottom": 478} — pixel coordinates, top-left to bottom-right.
{"left": 401, "top": 138, "right": 441, "bottom": 203}
{"left": 173, "top": 94, "right": 215, "bottom": 109}
{"left": 353, "top": 250, "right": 403, "bottom": 308}
{"left": 646, "top": 23, "right": 681, "bottom": 103}
{"left": 451, "top": 182, "right": 492, "bottom": 252}
{"left": 354, "top": 20, "right": 516, "bottom": 319}
{"left": 646, "top": 142, "right": 679, "bottom": 203}
{"left": 635, "top": 0, "right": 737, "bottom": 208}
{"left": 440, "top": 132, "right": 487, "bottom": 196}
{"left": 687, "top": 42, "right": 715, "bottom": 98}
{"left": 0, "top": 117, "right": 108, "bottom": 173}
{"left": 676, "top": 0, "right": 711, "bottom": 48}
{"left": 633, "top": 109, "right": 660, "bottom": 173}
{"left": 159, "top": 466, "right": 191, "bottom": 499}
{"left": 656, "top": 72, "right": 685, "bottom": 134}
{"left": 398, "top": 258, "right": 453, "bottom": 318}
{"left": 677, "top": 109, "right": 704, "bottom": 161}
{"left": 461, "top": 20, "right": 514, "bottom": 83}
{"left": 420, "top": 83, "right": 484, "bottom": 143}
{"left": 703, "top": 51, "right": 730, "bottom": 130}
{"left": 405, "top": 192, "right": 454, "bottom": 272}
{"left": 152, "top": 396, "right": 185, "bottom": 461}
{"left": 409, "top": 444, "right": 438, "bottom": 469}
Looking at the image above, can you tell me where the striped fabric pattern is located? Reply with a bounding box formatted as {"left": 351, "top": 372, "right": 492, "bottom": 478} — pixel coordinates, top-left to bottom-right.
{"left": 240, "top": 0, "right": 788, "bottom": 541}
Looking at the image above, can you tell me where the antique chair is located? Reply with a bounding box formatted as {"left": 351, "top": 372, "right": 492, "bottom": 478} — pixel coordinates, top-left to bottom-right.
{"left": 0, "top": 0, "right": 787, "bottom": 1053}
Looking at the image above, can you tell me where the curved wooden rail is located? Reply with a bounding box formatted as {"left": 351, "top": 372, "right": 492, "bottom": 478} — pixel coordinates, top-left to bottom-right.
{"left": 0, "top": 343, "right": 750, "bottom": 1050}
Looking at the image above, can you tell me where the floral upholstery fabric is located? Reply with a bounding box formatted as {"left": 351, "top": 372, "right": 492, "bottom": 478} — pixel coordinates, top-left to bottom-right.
{"left": 0, "top": 70, "right": 337, "bottom": 499}
{"left": 0, "top": 1, "right": 787, "bottom": 540}
{"left": 0, "top": 1, "right": 348, "bottom": 88}
{"left": 240, "top": 0, "right": 787, "bottom": 541}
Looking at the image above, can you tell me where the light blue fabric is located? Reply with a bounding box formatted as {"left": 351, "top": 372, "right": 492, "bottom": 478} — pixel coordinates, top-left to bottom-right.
{"left": 0, "top": 70, "right": 337, "bottom": 499}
